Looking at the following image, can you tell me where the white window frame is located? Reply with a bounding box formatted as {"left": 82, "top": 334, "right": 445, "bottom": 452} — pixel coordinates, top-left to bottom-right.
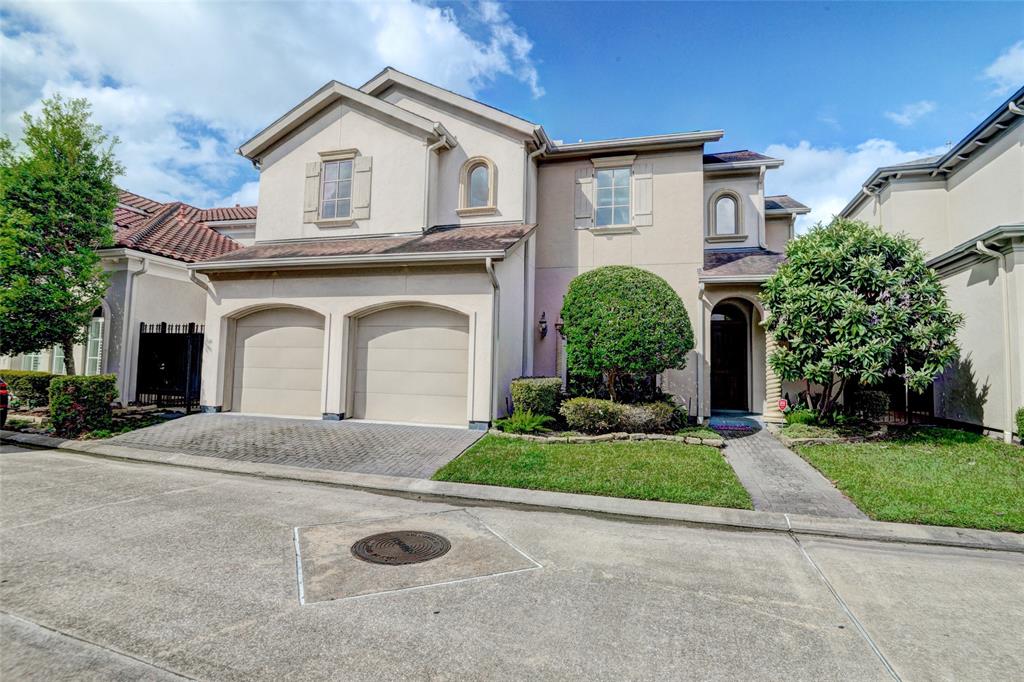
{"left": 85, "top": 316, "right": 104, "bottom": 375}
{"left": 457, "top": 156, "right": 497, "bottom": 216}
{"left": 51, "top": 344, "right": 66, "bottom": 375}
{"left": 319, "top": 158, "right": 353, "bottom": 221}
{"left": 314, "top": 149, "right": 359, "bottom": 226}
{"left": 707, "top": 190, "right": 745, "bottom": 242}
{"left": 593, "top": 166, "right": 631, "bottom": 228}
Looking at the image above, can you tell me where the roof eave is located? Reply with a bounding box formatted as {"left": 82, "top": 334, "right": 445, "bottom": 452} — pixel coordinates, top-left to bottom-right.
{"left": 927, "top": 224, "right": 1024, "bottom": 272}
{"left": 698, "top": 274, "right": 772, "bottom": 284}
{"left": 190, "top": 249, "right": 511, "bottom": 272}
{"left": 541, "top": 130, "right": 724, "bottom": 160}
{"left": 704, "top": 158, "right": 784, "bottom": 174}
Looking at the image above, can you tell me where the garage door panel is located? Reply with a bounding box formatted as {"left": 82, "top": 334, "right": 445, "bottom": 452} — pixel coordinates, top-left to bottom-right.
{"left": 353, "top": 392, "right": 467, "bottom": 425}
{"left": 357, "top": 369, "right": 467, "bottom": 397}
{"left": 232, "top": 308, "right": 324, "bottom": 418}
{"left": 355, "top": 347, "right": 469, "bottom": 374}
{"left": 352, "top": 306, "right": 469, "bottom": 426}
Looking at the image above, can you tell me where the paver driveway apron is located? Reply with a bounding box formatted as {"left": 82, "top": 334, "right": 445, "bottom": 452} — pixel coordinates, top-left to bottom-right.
{"left": 105, "top": 413, "right": 483, "bottom": 478}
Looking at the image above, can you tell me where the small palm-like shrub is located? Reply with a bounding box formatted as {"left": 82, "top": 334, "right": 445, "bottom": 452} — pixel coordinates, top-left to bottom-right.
{"left": 494, "top": 410, "right": 556, "bottom": 434}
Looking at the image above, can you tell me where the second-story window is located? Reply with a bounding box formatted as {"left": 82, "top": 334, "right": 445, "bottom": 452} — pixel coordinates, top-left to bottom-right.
{"left": 715, "top": 195, "right": 737, "bottom": 235}
{"left": 320, "top": 159, "right": 353, "bottom": 219}
{"left": 468, "top": 163, "right": 490, "bottom": 208}
{"left": 595, "top": 167, "right": 630, "bottom": 227}
{"left": 458, "top": 156, "right": 497, "bottom": 216}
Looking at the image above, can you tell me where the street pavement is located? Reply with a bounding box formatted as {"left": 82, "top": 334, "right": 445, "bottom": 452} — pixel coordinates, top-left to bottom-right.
{"left": 1, "top": 444, "right": 1021, "bottom": 681}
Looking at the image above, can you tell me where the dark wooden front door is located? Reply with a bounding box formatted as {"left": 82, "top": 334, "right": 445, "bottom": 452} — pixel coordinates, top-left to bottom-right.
{"left": 711, "top": 304, "right": 748, "bottom": 411}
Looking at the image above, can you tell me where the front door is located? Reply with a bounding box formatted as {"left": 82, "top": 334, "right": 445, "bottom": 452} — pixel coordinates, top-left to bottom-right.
{"left": 711, "top": 303, "right": 748, "bottom": 411}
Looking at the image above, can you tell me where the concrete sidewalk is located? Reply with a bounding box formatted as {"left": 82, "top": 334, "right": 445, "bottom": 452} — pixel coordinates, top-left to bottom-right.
{"left": 3, "top": 429, "right": 1021, "bottom": 554}
{"left": 2, "top": 444, "right": 1022, "bottom": 681}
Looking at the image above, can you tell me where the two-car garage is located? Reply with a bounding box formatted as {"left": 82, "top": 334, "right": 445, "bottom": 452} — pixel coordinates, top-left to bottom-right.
{"left": 230, "top": 305, "right": 470, "bottom": 426}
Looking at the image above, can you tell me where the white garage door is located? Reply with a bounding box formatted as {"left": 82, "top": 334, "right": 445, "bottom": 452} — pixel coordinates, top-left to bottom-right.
{"left": 353, "top": 306, "right": 469, "bottom": 426}
{"left": 232, "top": 308, "right": 324, "bottom": 418}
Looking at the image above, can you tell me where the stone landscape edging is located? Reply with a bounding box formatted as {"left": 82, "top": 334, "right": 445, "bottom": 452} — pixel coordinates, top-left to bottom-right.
{"left": 488, "top": 428, "right": 725, "bottom": 448}
{"left": 3, "top": 429, "right": 1021, "bottom": 554}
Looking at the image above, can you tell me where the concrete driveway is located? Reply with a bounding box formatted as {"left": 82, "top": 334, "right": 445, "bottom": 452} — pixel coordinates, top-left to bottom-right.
{"left": 105, "top": 413, "right": 483, "bottom": 478}
{"left": 2, "top": 445, "right": 1023, "bottom": 681}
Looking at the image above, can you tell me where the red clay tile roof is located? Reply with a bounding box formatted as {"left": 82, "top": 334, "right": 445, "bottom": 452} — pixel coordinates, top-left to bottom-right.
{"left": 703, "top": 150, "right": 772, "bottom": 165}
{"left": 195, "top": 206, "right": 258, "bottom": 221}
{"left": 199, "top": 223, "right": 535, "bottom": 266}
{"left": 765, "top": 195, "right": 810, "bottom": 212}
{"left": 702, "top": 248, "right": 786, "bottom": 279}
{"left": 112, "top": 190, "right": 252, "bottom": 263}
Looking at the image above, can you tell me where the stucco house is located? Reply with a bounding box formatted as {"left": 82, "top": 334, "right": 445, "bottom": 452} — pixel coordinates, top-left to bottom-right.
{"left": 1, "top": 190, "right": 255, "bottom": 405}
{"left": 840, "top": 86, "right": 1023, "bottom": 441}
{"left": 191, "top": 68, "right": 808, "bottom": 427}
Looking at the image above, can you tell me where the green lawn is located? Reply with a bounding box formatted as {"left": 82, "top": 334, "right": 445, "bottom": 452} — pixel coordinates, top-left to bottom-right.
{"left": 433, "top": 434, "right": 752, "bottom": 509}
{"left": 795, "top": 427, "right": 1024, "bottom": 532}
{"left": 675, "top": 426, "right": 721, "bottom": 440}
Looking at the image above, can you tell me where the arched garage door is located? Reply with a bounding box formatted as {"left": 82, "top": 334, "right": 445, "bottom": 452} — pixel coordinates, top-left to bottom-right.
{"left": 231, "top": 308, "right": 324, "bottom": 417}
{"left": 353, "top": 306, "right": 469, "bottom": 426}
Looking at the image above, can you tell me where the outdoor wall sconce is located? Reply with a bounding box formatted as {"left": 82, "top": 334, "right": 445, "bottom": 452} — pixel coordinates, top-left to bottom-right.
{"left": 538, "top": 311, "right": 548, "bottom": 338}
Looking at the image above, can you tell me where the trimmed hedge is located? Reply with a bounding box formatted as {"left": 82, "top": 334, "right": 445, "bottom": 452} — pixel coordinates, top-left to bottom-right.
{"left": 1017, "top": 407, "right": 1024, "bottom": 440}
{"left": 49, "top": 375, "right": 118, "bottom": 438}
{"left": 560, "top": 397, "right": 677, "bottom": 434}
{"left": 510, "top": 377, "right": 563, "bottom": 417}
{"left": 0, "top": 370, "right": 56, "bottom": 407}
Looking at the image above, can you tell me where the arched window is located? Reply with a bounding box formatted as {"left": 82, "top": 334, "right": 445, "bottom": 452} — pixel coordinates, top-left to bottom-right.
{"left": 458, "top": 157, "right": 496, "bottom": 215}
{"left": 708, "top": 191, "right": 743, "bottom": 240}
{"left": 85, "top": 307, "right": 105, "bottom": 375}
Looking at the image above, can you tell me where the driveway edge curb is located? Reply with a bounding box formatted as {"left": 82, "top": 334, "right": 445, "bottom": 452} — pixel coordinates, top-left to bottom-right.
{"left": 4, "top": 429, "right": 1022, "bottom": 553}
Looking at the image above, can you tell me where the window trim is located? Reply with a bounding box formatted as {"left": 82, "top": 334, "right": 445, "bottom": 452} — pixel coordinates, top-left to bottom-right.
{"left": 316, "top": 149, "right": 358, "bottom": 226}
{"left": 707, "top": 189, "right": 746, "bottom": 242}
{"left": 457, "top": 156, "right": 497, "bottom": 217}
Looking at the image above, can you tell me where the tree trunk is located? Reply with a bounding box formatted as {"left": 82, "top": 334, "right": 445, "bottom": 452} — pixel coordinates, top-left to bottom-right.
{"left": 606, "top": 368, "right": 618, "bottom": 403}
{"left": 61, "top": 338, "right": 76, "bottom": 375}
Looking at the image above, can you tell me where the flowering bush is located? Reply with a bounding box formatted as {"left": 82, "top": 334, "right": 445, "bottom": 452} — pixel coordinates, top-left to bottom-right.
{"left": 48, "top": 374, "right": 117, "bottom": 438}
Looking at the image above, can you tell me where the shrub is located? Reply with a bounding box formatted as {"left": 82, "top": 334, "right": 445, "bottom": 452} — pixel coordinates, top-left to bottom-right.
{"left": 784, "top": 406, "right": 817, "bottom": 425}
{"left": 48, "top": 374, "right": 118, "bottom": 438}
{"left": 494, "top": 410, "right": 556, "bottom": 434}
{"left": 560, "top": 397, "right": 627, "bottom": 434}
{"left": 510, "top": 377, "right": 563, "bottom": 417}
{"left": 1017, "top": 407, "right": 1024, "bottom": 440}
{"left": 622, "top": 402, "right": 676, "bottom": 433}
{"left": 560, "top": 266, "right": 694, "bottom": 402}
{"left": 847, "top": 389, "right": 890, "bottom": 422}
{"left": 0, "top": 370, "right": 56, "bottom": 408}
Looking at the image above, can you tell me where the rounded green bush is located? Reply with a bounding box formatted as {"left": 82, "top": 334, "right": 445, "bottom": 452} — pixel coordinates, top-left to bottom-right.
{"left": 560, "top": 266, "right": 693, "bottom": 402}
{"left": 510, "top": 377, "right": 563, "bottom": 417}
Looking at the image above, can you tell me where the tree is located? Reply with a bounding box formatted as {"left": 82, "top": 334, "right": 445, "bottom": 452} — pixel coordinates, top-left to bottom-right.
{"left": 560, "top": 266, "right": 694, "bottom": 402}
{"left": 0, "top": 95, "right": 123, "bottom": 374}
{"left": 760, "top": 218, "right": 962, "bottom": 420}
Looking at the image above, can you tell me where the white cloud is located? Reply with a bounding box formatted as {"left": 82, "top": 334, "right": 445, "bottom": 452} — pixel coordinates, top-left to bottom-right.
{"left": 982, "top": 40, "right": 1024, "bottom": 96}
{"left": 884, "top": 100, "right": 936, "bottom": 127}
{"left": 0, "top": 1, "right": 543, "bottom": 207}
{"left": 764, "top": 139, "right": 947, "bottom": 232}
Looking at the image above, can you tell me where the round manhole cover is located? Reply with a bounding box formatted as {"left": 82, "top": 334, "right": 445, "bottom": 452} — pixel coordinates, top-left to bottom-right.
{"left": 351, "top": 531, "right": 451, "bottom": 566}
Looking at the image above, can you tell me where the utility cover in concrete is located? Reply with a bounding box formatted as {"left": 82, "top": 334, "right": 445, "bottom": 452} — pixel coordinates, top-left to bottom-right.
{"left": 294, "top": 510, "right": 540, "bottom": 603}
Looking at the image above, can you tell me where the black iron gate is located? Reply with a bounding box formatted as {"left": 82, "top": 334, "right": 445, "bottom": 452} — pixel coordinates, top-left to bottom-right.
{"left": 135, "top": 322, "right": 204, "bottom": 412}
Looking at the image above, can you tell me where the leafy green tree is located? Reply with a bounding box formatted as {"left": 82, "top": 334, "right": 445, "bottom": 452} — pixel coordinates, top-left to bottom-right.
{"left": 0, "top": 95, "right": 123, "bottom": 374}
{"left": 560, "top": 266, "right": 694, "bottom": 402}
{"left": 761, "top": 218, "right": 962, "bottom": 420}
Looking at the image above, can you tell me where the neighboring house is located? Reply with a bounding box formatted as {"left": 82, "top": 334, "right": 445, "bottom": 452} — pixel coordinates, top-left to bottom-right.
{"left": 191, "top": 68, "right": 808, "bottom": 427}
{"left": 839, "top": 86, "right": 1023, "bottom": 441}
{"left": 1, "top": 190, "right": 254, "bottom": 405}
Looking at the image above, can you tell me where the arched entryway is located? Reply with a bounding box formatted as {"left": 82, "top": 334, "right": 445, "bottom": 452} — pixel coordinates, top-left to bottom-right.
{"left": 710, "top": 301, "right": 749, "bottom": 411}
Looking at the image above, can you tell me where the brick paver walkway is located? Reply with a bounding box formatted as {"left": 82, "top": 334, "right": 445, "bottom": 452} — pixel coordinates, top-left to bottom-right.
{"left": 714, "top": 417, "right": 866, "bottom": 519}
{"left": 106, "top": 414, "right": 483, "bottom": 479}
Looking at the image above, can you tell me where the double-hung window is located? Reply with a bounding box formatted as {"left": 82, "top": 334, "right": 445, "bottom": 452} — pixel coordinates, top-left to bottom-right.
{"left": 85, "top": 316, "right": 104, "bottom": 375}
{"left": 320, "top": 159, "right": 353, "bottom": 220}
{"left": 595, "top": 167, "right": 630, "bottom": 227}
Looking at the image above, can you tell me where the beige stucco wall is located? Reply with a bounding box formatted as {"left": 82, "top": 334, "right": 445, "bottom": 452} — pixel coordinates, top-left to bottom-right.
{"left": 703, "top": 173, "right": 764, "bottom": 248}
{"left": 765, "top": 216, "right": 792, "bottom": 252}
{"left": 380, "top": 87, "right": 530, "bottom": 227}
{"left": 199, "top": 263, "right": 512, "bottom": 425}
{"left": 254, "top": 101, "right": 429, "bottom": 242}
{"left": 532, "top": 149, "right": 706, "bottom": 405}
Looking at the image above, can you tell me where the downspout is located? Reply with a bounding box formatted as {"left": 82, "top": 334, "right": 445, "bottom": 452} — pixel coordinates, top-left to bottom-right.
{"left": 118, "top": 257, "right": 148, "bottom": 404}
{"left": 697, "top": 282, "right": 707, "bottom": 424}
{"left": 975, "top": 240, "right": 1014, "bottom": 443}
{"left": 486, "top": 257, "right": 500, "bottom": 426}
{"left": 422, "top": 137, "right": 447, "bottom": 231}
{"left": 757, "top": 165, "right": 768, "bottom": 249}
{"left": 521, "top": 144, "right": 546, "bottom": 376}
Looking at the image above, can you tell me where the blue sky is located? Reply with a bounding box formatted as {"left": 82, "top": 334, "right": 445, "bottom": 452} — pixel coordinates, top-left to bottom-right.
{"left": 2, "top": 1, "right": 1021, "bottom": 229}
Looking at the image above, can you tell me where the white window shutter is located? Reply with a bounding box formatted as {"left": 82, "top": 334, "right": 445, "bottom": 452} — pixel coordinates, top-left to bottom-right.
{"left": 303, "top": 161, "right": 321, "bottom": 223}
{"left": 352, "top": 155, "right": 372, "bottom": 220}
{"left": 632, "top": 161, "right": 653, "bottom": 227}
{"left": 574, "top": 166, "right": 593, "bottom": 228}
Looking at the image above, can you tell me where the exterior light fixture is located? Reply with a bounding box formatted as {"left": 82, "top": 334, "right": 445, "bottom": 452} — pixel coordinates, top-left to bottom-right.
{"left": 538, "top": 311, "right": 548, "bottom": 338}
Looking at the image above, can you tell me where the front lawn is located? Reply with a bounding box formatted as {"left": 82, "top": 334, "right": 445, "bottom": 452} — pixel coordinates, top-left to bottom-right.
{"left": 795, "top": 427, "right": 1023, "bottom": 532}
{"left": 433, "top": 434, "right": 752, "bottom": 509}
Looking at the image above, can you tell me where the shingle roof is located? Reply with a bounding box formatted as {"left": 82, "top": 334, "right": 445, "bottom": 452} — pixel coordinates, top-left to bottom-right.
{"left": 198, "top": 223, "right": 535, "bottom": 267}
{"left": 764, "top": 195, "right": 810, "bottom": 213}
{"left": 702, "top": 248, "right": 786, "bottom": 279}
{"left": 112, "top": 190, "right": 252, "bottom": 263}
{"left": 703, "top": 150, "right": 772, "bottom": 164}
